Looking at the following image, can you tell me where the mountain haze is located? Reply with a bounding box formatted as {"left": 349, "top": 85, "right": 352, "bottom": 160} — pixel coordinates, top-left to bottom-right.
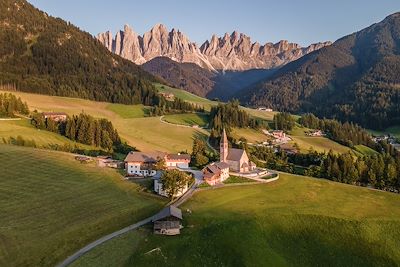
{"left": 240, "top": 12, "right": 400, "bottom": 129}
{"left": 98, "top": 24, "right": 331, "bottom": 71}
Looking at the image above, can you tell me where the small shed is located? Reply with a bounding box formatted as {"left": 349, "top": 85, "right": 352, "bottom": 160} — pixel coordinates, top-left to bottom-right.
{"left": 152, "top": 206, "right": 183, "bottom": 235}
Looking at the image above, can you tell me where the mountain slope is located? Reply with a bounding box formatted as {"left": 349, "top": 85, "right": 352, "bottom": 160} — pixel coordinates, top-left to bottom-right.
{"left": 143, "top": 57, "right": 275, "bottom": 99}
{"left": 143, "top": 57, "right": 215, "bottom": 97}
{"left": 98, "top": 24, "right": 331, "bottom": 71}
{"left": 0, "top": 0, "right": 159, "bottom": 105}
{"left": 240, "top": 12, "right": 400, "bottom": 129}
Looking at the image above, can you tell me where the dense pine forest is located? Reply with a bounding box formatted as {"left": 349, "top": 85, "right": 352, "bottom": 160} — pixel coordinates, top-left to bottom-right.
{"left": 0, "top": 0, "right": 160, "bottom": 106}
{"left": 0, "top": 93, "right": 29, "bottom": 117}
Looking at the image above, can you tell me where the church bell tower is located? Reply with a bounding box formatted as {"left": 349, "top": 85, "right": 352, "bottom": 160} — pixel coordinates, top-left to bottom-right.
{"left": 220, "top": 128, "right": 228, "bottom": 162}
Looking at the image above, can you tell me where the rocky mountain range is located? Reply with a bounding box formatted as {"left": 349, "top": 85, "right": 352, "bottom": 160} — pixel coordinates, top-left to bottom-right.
{"left": 97, "top": 24, "right": 331, "bottom": 71}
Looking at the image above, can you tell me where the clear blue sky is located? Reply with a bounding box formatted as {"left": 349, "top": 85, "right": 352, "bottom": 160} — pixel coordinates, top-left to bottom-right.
{"left": 28, "top": 0, "right": 400, "bottom": 46}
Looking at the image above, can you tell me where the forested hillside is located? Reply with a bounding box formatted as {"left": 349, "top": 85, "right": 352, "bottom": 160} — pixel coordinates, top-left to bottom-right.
{"left": 0, "top": 0, "right": 159, "bottom": 105}
{"left": 240, "top": 12, "right": 400, "bottom": 130}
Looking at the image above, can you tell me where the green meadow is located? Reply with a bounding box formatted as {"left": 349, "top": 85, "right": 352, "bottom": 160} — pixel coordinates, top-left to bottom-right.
{"left": 289, "top": 127, "right": 354, "bottom": 154}
{"left": 0, "top": 145, "right": 165, "bottom": 267}
{"left": 72, "top": 173, "right": 400, "bottom": 267}
{"left": 162, "top": 113, "right": 209, "bottom": 127}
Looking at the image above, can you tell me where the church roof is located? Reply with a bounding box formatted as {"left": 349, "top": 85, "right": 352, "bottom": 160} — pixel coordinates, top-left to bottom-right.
{"left": 227, "top": 148, "right": 246, "bottom": 161}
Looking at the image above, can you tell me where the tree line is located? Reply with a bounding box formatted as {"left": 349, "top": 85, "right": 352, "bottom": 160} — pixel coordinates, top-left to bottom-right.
{"left": 209, "top": 100, "right": 263, "bottom": 135}
{"left": 273, "top": 112, "right": 295, "bottom": 131}
{"left": 149, "top": 97, "right": 204, "bottom": 116}
{"left": 31, "top": 112, "right": 132, "bottom": 153}
{"left": 0, "top": 93, "right": 29, "bottom": 117}
{"left": 299, "top": 113, "right": 398, "bottom": 156}
{"left": 250, "top": 146, "right": 400, "bottom": 193}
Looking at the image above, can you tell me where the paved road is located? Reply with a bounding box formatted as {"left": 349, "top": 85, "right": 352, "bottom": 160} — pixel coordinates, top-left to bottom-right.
{"left": 57, "top": 167, "right": 202, "bottom": 267}
{"left": 56, "top": 216, "right": 154, "bottom": 267}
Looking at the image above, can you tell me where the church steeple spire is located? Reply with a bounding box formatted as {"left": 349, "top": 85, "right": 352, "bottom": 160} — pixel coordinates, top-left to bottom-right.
{"left": 220, "top": 128, "right": 228, "bottom": 162}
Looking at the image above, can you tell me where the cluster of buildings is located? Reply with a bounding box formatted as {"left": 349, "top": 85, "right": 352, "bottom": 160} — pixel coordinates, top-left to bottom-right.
{"left": 203, "top": 129, "right": 256, "bottom": 185}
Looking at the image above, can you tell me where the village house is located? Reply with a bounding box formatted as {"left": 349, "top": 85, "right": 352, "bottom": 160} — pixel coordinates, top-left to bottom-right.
{"left": 165, "top": 153, "right": 191, "bottom": 169}
{"left": 271, "top": 130, "right": 286, "bottom": 139}
{"left": 124, "top": 151, "right": 166, "bottom": 177}
{"left": 124, "top": 151, "right": 191, "bottom": 177}
{"left": 160, "top": 92, "right": 175, "bottom": 100}
{"left": 307, "top": 130, "right": 324, "bottom": 137}
{"left": 152, "top": 206, "right": 183, "bottom": 235}
{"left": 42, "top": 112, "right": 67, "bottom": 122}
{"left": 203, "top": 161, "right": 230, "bottom": 186}
{"left": 153, "top": 175, "right": 190, "bottom": 198}
{"left": 220, "top": 129, "right": 256, "bottom": 173}
{"left": 257, "top": 107, "right": 273, "bottom": 112}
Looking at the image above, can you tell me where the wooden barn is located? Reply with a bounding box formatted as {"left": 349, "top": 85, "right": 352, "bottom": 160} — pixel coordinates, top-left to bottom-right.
{"left": 152, "top": 206, "right": 182, "bottom": 235}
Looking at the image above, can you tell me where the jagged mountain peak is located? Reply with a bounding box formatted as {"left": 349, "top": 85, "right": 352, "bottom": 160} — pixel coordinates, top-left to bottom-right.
{"left": 98, "top": 24, "right": 331, "bottom": 71}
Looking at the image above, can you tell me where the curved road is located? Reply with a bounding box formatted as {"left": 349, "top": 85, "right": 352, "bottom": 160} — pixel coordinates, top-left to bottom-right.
{"left": 57, "top": 168, "right": 277, "bottom": 267}
{"left": 57, "top": 169, "right": 202, "bottom": 267}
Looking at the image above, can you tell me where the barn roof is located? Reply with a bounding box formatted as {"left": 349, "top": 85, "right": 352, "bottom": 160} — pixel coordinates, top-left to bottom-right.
{"left": 227, "top": 148, "right": 246, "bottom": 161}
{"left": 124, "top": 151, "right": 166, "bottom": 163}
{"left": 152, "top": 206, "right": 182, "bottom": 222}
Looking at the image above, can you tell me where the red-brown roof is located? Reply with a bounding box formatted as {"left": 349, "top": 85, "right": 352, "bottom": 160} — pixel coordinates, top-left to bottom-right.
{"left": 124, "top": 151, "right": 166, "bottom": 163}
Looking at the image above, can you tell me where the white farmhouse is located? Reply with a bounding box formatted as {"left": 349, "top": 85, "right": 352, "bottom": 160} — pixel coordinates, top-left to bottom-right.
{"left": 153, "top": 175, "right": 189, "bottom": 198}
{"left": 124, "top": 151, "right": 166, "bottom": 177}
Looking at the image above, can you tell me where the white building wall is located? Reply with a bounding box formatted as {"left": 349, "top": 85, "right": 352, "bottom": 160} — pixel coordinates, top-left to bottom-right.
{"left": 126, "top": 162, "right": 156, "bottom": 177}
{"left": 154, "top": 179, "right": 189, "bottom": 198}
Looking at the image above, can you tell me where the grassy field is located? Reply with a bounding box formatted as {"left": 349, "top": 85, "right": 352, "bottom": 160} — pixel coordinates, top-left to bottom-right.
{"left": 289, "top": 127, "right": 353, "bottom": 154}
{"left": 0, "top": 145, "right": 165, "bottom": 267}
{"left": 231, "top": 127, "right": 269, "bottom": 143}
{"left": 0, "top": 119, "right": 94, "bottom": 150}
{"left": 155, "top": 83, "right": 217, "bottom": 111}
{"left": 223, "top": 175, "right": 254, "bottom": 184}
{"left": 163, "top": 113, "right": 209, "bottom": 127}
{"left": 355, "top": 145, "right": 379, "bottom": 156}
{"left": 106, "top": 104, "right": 151, "bottom": 119}
{"left": 72, "top": 173, "right": 400, "bottom": 267}
{"left": 2, "top": 91, "right": 208, "bottom": 153}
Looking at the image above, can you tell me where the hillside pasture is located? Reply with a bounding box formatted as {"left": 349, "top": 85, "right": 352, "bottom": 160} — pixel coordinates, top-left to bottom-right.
{"left": 72, "top": 173, "right": 400, "bottom": 266}
{"left": 162, "top": 113, "right": 209, "bottom": 127}
{"left": 0, "top": 145, "right": 165, "bottom": 267}
{"left": 2, "top": 91, "right": 208, "bottom": 153}
{"left": 289, "top": 127, "right": 353, "bottom": 154}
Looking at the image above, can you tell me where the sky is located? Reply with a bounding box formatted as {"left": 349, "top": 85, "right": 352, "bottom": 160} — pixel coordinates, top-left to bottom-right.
{"left": 28, "top": 0, "right": 400, "bottom": 46}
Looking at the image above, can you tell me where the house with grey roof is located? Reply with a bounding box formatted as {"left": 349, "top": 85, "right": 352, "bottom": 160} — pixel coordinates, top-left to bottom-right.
{"left": 152, "top": 206, "right": 183, "bottom": 235}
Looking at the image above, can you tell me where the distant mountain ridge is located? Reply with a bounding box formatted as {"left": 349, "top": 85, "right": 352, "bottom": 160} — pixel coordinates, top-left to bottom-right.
{"left": 98, "top": 24, "right": 331, "bottom": 71}
{"left": 239, "top": 12, "right": 400, "bottom": 129}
